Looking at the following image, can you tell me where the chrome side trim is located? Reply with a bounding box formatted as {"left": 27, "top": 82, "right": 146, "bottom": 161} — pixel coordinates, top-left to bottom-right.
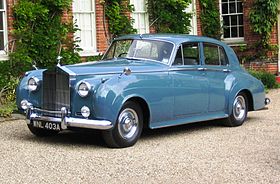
{"left": 169, "top": 67, "right": 198, "bottom": 72}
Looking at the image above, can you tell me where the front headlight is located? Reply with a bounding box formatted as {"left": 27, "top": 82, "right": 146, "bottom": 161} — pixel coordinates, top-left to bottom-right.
{"left": 28, "top": 77, "right": 39, "bottom": 92}
{"left": 78, "top": 81, "right": 91, "bottom": 97}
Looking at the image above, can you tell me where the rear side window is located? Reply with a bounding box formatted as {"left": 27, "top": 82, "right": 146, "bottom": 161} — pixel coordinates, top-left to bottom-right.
{"left": 173, "top": 43, "right": 199, "bottom": 66}
{"left": 203, "top": 43, "right": 228, "bottom": 66}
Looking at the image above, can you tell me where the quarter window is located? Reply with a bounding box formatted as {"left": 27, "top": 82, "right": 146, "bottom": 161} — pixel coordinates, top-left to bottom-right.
{"left": 221, "top": 0, "right": 244, "bottom": 40}
{"left": 0, "top": 0, "right": 7, "bottom": 55}
{"left": 204, "top": 43, "right": 228, "bottom": 66}
{"left": 130, "top": 0, "right": 149, "bottom": 34}
{"left": 72, "top": 0, "right": 97, "bottom": 56}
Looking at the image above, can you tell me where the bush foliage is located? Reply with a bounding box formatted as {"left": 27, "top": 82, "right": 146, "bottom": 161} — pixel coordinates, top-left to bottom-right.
{"left": 104, "top": 0, "right": 136, "bottom": 39}
{"left": 0, "top": 0, "right": 80, "bottom": 117}
{"left": 248, "top": 70, "right": 278, "bottom": 89}
{"left": 147, "top": 0, "right": 192, "bottom": 33}
{"left": 10, "top": 0, "right": 81, "bottom": 70}
{"left": 199, "top": 0, "right": 222, "bottom": 39}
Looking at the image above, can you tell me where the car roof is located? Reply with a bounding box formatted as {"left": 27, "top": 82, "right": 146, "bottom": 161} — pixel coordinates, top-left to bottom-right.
{"left": 116, "top": 34, "right": 227, "bottom": 47}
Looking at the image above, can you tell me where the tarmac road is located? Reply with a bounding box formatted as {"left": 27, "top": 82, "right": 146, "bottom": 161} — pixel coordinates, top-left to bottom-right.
{"left": 0, "top": 89, "right": 279, "bottom": 184}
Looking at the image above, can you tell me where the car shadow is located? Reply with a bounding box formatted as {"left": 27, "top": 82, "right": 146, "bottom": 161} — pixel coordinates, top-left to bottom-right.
{"left": 20, "top": 117, "right": 258, "bottom": 148}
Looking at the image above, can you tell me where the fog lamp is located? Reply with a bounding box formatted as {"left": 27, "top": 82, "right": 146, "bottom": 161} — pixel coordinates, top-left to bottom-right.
{"left": 81, "top": 106, "right": 90, "bottom": 118}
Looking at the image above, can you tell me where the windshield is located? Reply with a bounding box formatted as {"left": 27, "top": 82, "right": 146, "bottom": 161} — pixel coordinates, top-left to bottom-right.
{"left": 103, "top": 39, "right": 174, "bottom": 64}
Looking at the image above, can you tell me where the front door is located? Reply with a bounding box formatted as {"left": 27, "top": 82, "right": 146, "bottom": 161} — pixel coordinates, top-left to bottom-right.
{"left": 171, "top": 43, "right": 208, "bottom": 118}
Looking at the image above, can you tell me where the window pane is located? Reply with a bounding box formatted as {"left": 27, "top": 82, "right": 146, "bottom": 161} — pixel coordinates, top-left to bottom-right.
{"left": 182, "top": 43, "right": 199, "bottom": 65}
{"left": 239, "top": 26, "right": 244, "bottom": 37}
{"left": 231, "top": 15, "right": 237, "bottom": 26}
{"left": 0, "top": 13, "right": 3, "bottom": 30}
{"left": 0, "top": 0, "right": 3, "bottom": 9}
{"left": 222, "top": 3, "right": 228, "bottom": 14}
{"left": 229, "top": 2, "right": 236, "bottom": 13}
{"left": 204, "top": 44, "right": 219, "bottom": 65}
{"left": 222, "top": 0, "right": 228, "bottom": 2}
{"left": 231, "top": 27, "right": 238, "bottom": 37}
{"left": 224, "top": 27, "right": 230, "bottom": 38}
{"left": 238, "top": 15, "right": 243, "bottom": 25}
{"left": 237, "top": 2, "right": 243, "bottom": 13}
{"left": 0, "top": 32, "right": 4, "bottom": 50}
{"left": 223, "top": 16, "right": 230, "bottom": 26}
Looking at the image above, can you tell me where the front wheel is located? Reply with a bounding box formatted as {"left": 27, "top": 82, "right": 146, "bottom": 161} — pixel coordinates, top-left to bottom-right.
{"left": 224, "top": 92, "right": 248, "bottom": 127}
{"left": 102, "top": 101, "right": 143, "bottom": 148}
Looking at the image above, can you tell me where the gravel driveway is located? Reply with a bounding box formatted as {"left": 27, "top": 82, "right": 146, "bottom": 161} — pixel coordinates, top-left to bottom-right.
{"left": 0, "top": 90, "right": 279, "bottom": 184}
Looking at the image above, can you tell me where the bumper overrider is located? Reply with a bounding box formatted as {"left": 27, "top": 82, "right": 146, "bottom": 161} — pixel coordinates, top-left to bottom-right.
{"left": 24, "top": 102, "right": 113, "bottom": 131}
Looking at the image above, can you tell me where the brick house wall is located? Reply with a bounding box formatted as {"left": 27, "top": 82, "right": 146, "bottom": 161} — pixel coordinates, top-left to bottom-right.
{"left": 2, "top": 0, "right": 279, "bottom": 74}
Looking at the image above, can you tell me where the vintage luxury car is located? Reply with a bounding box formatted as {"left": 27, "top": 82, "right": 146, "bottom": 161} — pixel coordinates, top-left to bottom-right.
{"left": 17, "top": 34, "right": 270, "bottom": 148}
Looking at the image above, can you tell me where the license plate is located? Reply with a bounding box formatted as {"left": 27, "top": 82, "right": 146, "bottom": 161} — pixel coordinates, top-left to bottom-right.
{"left": 33, "top": 121, "right": 61, "bottom": 131}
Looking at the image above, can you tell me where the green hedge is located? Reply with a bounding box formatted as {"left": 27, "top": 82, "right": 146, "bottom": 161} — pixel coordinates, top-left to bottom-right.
{"left": 248, "top": 70, "right": 278, "bottom": 89}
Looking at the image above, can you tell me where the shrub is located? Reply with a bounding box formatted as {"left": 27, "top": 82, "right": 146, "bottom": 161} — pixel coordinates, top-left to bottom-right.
{"left": 248, "top": 70, "right": 277, "bottom": 89}
{"left": 147, "top": 0, "right": 192, "bottom": 34}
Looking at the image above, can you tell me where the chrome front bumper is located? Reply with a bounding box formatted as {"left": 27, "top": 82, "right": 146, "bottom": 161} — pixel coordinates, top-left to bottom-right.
{"left": 25, "top": 104, "right": 113, "bottom": 130}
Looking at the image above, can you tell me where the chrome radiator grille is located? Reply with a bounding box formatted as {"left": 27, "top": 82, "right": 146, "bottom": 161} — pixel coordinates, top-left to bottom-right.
{"left": 42, "top": 68, "right": 70, "bottom": 115}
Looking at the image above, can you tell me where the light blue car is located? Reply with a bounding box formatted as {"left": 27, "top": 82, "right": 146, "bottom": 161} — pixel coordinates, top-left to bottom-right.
{"left": 16, "top": 34, "right": 270, "bottom": 148}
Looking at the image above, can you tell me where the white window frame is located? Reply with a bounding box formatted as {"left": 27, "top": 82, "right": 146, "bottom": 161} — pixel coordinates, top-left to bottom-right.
{"left": 72, "top": 0, "right": 98, "bottom": 56}
{"left": 130, "top": 0, "right": 149, "bottom": 34}
{"left": 185, "top": 0, "right": 197, "bottom": 35}
{"left": 220, "top": 0, "right": 244, "bottom": 43}
{"left": 0, "top": 0, "right": 8, "bottom": 60}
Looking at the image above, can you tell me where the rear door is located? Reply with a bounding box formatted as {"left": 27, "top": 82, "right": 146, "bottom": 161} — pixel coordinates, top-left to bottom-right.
{"left": 202, "top": 43, "right": 229, "bottom": 113}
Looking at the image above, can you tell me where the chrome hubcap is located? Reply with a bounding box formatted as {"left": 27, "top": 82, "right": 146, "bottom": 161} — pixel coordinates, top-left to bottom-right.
{"left": 233, "top": 95, "right": 246, "bottom": 121}
{"left": 118, "top": 108, "right": 139, "bottom": 139}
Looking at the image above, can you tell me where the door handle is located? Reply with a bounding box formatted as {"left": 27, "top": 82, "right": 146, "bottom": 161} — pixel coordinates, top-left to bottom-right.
{"left": 197, "top": 67, "right": 205, "bottom": 71}
{"left": 223, "top": 69, "right": 231, "bottom": 73}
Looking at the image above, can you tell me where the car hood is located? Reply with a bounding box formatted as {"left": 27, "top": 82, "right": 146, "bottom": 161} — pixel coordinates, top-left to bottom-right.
{"left": 60, "top": 59, "right": 168, "bottom": 76}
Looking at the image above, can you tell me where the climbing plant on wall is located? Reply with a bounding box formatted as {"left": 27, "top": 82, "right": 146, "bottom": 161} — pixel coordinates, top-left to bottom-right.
{"left": 199, "top": 0, "right": 222, "bottom": 39}
{"left": 147, "top": 0, "right": 192, "bottom": 34}
{"left": 103, "top": 0, "right": 136, "bottom": 39}
{"left": 10, "top": 0, "right": 80, "bottom": 71}
{"left": 249, "top": 0, "right": 279, "bottom": 57}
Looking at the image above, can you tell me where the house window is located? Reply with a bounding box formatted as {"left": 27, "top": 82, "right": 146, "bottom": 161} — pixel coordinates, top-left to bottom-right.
{"left": 72, "top": 0, "right": 97, "bottom": 56}
{"left": 0, "top": 0, "right": 7, "bottom": 56}
{"left": 130, "top": 0, "right": 149, "bottom": 34}
{"left": 184, "top": 0, "right": 197, "bottom": 35}
{"left": 220, "top": 0, "right": 244, "bottom": 42}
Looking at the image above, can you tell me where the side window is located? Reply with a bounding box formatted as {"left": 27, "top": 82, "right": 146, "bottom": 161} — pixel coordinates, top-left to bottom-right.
{"left": 204, "top": 43, "right": 228, "bottom": 66}
{"left": 182, "top": 43, "right": 199, "bottom": 65}
{"left": 173, "top": 43, "right": 199, "bottom": 66}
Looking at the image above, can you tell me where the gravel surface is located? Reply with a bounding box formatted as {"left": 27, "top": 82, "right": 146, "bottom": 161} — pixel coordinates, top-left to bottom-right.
{"left": 0, "top": 90, "right": 279, "bottom": 184}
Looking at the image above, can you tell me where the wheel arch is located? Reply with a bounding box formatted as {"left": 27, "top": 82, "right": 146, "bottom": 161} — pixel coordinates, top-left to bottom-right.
{"left": 228, "top": 88, "right": 254, "bottom": 115}
{"left": 239, "top": 89, "right": 254, "bottom": 112}
{"left": 125, "top": 97, "right": 150, "bottom": 129}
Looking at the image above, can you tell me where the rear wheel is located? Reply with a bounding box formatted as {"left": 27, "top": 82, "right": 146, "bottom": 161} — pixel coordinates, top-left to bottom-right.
{"left": 27, "top": 123, "right": 59, "bottom": 137}
{"left": 224, "top": 92, "right": 248, "bottom": 127}
{"left": 102, "top": 101, "right": 143, "bottom": 148}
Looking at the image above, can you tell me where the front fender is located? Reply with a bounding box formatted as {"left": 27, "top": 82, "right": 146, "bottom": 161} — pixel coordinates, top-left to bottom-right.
{"left": 94, "top": 71, "right": 173, "bottom": 126}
